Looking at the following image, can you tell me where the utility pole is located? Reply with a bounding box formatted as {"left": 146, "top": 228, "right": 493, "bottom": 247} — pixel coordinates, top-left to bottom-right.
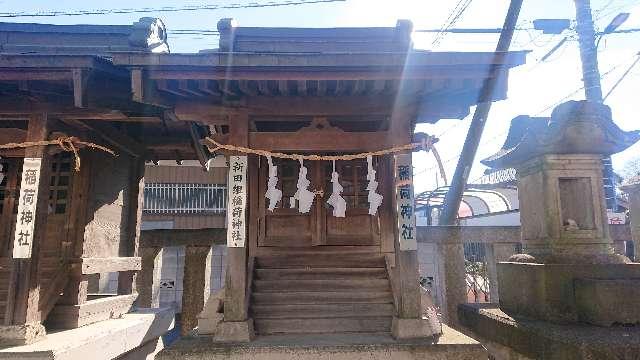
{"left": 574, "top": 0, "right": 617, "bottom": 211}
{"left": 438, "top": 0, "right": 524, "bottom": 225}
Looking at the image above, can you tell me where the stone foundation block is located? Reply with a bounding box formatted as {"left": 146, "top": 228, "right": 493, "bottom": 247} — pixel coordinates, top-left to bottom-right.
{"left": 213, "top": 319, "right": 255, "bottom": 342}
{"left": 575, "top": 279, "right": 640, "bottom": 326}
{"left": 0, "top": 323, "right": 46, "bottom": 347}
{"left": 497, "top": 262, "right": 640, "bottom": 323}
{"left": 391, "top": 317, "right": 440, "bottom": 340}
{"left": 198, "top": 313, "right": 224, "bottom": 335}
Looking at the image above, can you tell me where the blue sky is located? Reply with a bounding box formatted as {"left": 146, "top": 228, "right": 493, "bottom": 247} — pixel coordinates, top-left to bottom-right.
{"left": 2, "top": 0, "right": 639, "bottom": 192}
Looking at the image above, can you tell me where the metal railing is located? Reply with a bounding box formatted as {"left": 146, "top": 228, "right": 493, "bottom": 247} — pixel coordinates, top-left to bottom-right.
{"left": 143, "top": 183, "right": 226, "bottom": 214}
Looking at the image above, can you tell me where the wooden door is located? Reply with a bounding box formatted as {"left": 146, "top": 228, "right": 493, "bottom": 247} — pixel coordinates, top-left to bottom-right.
{"left": 257, "top": 157, "right": 381, "bottom": 247}
{"left": 258, "top": 158, "right": 323, "bottom": 247}
{"left": 320, "top": 159, "right": 381, "bottom": 246}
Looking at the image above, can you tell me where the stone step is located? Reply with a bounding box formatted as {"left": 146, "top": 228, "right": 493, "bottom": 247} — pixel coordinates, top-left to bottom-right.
{"left": 255, "top": 267, "right": 388, "bottom": 280}
{"left": 253, "top": 279, "right": 390, "bottom": 293}
{"left": 254, "top": 317, "right": 392, "bottom": 335}
{"left": 251, "top": 303, "right": 395, "bottom": 319}
{"left": 255, "top": 254, "right": 385, "bottom": 269}
{"left": 252, "top": 291, "right": 394, "bottom": 305}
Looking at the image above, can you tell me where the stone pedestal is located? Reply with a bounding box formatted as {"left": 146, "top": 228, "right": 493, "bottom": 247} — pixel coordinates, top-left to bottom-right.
{"left": 391, "top": 317, "right": 439, "bottom": 340}
{"left": 621, "top": 180, "right": 640, "bottom": 261}
{"left": 197, "top": 289, "right": 224, "bottom": 335}
{"left": 516, "top": 154, "right": 622, "bottom": 264}
{"left": 213, "top": 319, "right": 255, "bottom": 342}
{"left": 0, "top": 323, "right": 46, "bottom": 347}
{"left": 498, "top": 262, "right": 640, "bottom": 324}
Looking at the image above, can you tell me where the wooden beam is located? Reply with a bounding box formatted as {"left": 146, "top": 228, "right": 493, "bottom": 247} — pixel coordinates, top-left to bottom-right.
{"left": 178, "top": 80, "right": 206, "bottom": 97}
{"left": 131, "top": 68, "right": 173, "bottom": 108}
{"left": 277, "top": 80, "right": 289, "bottom": 96}
{"left": 145, "top": 67, "right": 510, "bottom": 81}
{"left": 79, "top": 257, "right": 142, "bottom": 274}
{"left": 249, "top": 131, "right": 389, "bottom": 152}
{"left": 81, "top": 121, "right": 146, "bottom": 158}
{"left": 0, "top": 71, "right": 72, "bottom": 81}
{"left": 238, "top": 80, "right": 258, "bottom": 96}
{"left": 296, "top": 80, "right": 307, "bottom": 95}
{"left": 72, "top": 69, "right": 88, "bottom": 108}
{"left": 245, "top": 95, "right": 401, "bottom": 116}
{"left": 196, "top": 79, "right": 221, "bottom": 96}
{"left": 257, "top": 80, "right": 271, "bottom": 96}
{"left": 131, "top": 68, "right": 144, "bottom": 103}
{"left": 140, "top": 228, "right": 226, "bottom": 248}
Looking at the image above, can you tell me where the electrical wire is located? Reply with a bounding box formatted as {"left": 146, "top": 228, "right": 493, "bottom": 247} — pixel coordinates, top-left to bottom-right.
{"left": 432, "top": 0, "right": 475, "bottom": 47}
{"left": 0, "top": 0, "right": 346, "bottom": 18}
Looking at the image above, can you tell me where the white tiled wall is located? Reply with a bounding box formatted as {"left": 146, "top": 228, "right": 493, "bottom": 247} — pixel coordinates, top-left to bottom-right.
{"left": 159, "top": 246, "right": 185, "bottom": 311}
{"left": 158, "top": 245, "right": 227, "bottom": 313}
{"left": 417, "top": 242, "right": 442, "bottom": 308}
{"left": 210, "top": 245, "right": 227, "bottom": 292}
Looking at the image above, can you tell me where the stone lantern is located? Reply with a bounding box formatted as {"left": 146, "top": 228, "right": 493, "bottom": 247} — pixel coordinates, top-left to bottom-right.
{"left": 481, "top": 100, "right": 640, "bottom": 326}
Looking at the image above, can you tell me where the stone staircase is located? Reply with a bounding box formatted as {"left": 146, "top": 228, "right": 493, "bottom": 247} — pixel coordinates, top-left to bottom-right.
{"left": 250, "top": 252, "right": 395, "bottom": 335}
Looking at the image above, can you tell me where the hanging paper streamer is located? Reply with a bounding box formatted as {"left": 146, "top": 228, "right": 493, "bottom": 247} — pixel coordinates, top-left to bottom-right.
{"left": 366, "top": 155, "right": 383, "bottom": 215}
{"left": 290, "top": 158, "right": 315, "bottom": 213}
{"left": 327, "top": 160, "right": 346, "bottom": 217}
{"left": 265, "top": 156, "right": 282, "bottom": 211}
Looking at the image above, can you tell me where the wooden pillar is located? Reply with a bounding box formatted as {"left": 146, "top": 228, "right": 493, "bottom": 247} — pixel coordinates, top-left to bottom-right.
{"left": 217, "top": 112, "right": 253, "bottom": 341}
{"left": 181, "top": 245, "right": 212, "bottom": 336}
{"left": 391, "top": 154, "right": 421, "bottom": 319}
{"left": 224, "top": 113, "right": 248, "bottom": 322}
{"left": 1, "top": 113, "right": 51, "bottom": 345}
{"left": 485, "top": 242, "right": 516, "bottom": 303}
{"left": 137, "top": 247, "right": 163, "bottom": 308}
{"left": 118, "top": 159, "right": 145, "bottom": 295}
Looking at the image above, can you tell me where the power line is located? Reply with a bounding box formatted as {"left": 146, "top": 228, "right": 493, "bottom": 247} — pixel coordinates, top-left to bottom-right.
{"left": 603, "top": 52, "right": 640, "bottom": 100}
{"left": 432, "top": 0, "right": 475, "bottom": 47}
{"left": 0, "top": 0, "right": 346, "bottom": 18}
{"left": 533, "top": 53, "right": 636, "bottom": 116}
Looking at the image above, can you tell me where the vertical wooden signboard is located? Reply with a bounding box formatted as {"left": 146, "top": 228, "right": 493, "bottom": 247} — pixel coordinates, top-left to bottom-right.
{"left": 13, "top": 157, "right": 42, "bottom": 259}
{"left": 394, "top": 154, "right": 417, "bottom": 251}
{"left": 227, "top": 156, "right": 248, "bottom": 248}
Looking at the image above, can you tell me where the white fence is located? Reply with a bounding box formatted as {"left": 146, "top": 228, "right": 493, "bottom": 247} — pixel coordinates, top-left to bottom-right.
{"left": 143, "top": 183, "right": 226, "bottom": 214}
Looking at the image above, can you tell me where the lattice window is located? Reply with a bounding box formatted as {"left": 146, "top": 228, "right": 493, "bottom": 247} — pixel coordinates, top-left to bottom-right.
{"left": 324, "top": 159, "right": 372, "bottom": 209}
{"left": 143, "top": 183, "right": 226, "bottom": 214}
{"left": 49, "top": 154, "right": 73, "bottom": 215}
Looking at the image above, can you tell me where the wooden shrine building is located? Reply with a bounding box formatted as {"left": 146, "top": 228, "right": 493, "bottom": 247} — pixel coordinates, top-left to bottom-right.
{"left": 0, "top": 16, "right": 526, "bottom": 356}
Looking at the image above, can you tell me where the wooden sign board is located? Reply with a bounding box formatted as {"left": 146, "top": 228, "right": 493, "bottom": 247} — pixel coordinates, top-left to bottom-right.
{"left": 13, "top": 157, "right": 42, "bottom": 259}
{"left": 394, "top": 154, "right": 417, "bottom": 251}
{"left": 227, "top": 156, "right": 248, "bottom": 248}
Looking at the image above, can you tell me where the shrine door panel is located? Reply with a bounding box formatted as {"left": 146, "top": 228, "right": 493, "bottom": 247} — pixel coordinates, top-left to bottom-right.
{"left": 321, "top": 160, "right": 380, "bottom": 246}
{"left": 258, "top": 158, "right": 321, "bottom": 247}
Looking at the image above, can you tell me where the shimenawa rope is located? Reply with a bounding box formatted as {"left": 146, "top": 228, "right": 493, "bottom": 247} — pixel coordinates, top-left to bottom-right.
{"left": 0, "top": 137, "right": 116, "bottom": 171}
{"left": 204, "top": 136, "right": 437, "bottom": 161}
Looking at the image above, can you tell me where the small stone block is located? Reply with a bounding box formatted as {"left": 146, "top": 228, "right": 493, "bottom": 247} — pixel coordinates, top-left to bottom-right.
{"left": 213, "top": 319, "right": 255, "bottom": 342}
{"left": 197, "top": 313, "right": 224, "bottom": 335}
{"left": 0, "top": 323, "right": 46, "bottom": 347}
{"left": 575, "top": 279, "right": 640, "bottom": 326}
{"left": 391, "top": 317, "right": 440, "bottom": 340}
